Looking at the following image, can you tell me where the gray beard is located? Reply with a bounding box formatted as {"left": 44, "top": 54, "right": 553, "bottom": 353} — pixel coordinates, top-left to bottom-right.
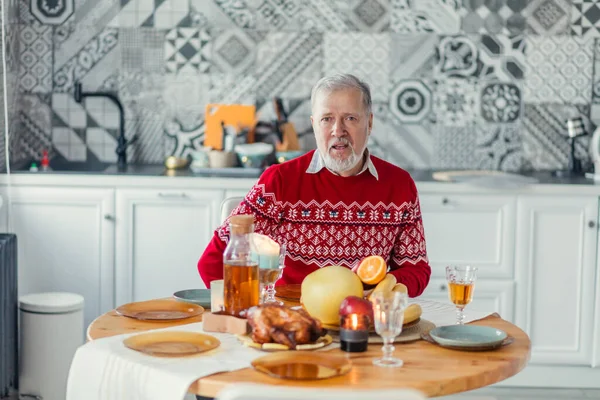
{"left": 323, "top": 147, "right": 362, "bottom": 174}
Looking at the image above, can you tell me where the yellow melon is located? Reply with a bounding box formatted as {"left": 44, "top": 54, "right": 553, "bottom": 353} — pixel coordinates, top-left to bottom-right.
{"left": 301, "top": 266, "right": 364, "bottom": 325}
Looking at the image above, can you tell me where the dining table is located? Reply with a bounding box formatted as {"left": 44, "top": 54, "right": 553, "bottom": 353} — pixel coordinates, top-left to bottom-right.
{"left": 86, "top": 296, "right": 531, "bottom": 399}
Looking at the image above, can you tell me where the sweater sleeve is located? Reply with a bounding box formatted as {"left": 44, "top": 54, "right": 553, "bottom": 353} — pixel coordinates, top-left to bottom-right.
{"left": 387, "top": 178, "right": 431, "bottom": 298}
{"left": 197, "top": 166, "right": 284, "bottom": 288}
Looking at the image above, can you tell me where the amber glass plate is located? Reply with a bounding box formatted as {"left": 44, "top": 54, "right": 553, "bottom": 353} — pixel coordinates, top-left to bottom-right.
{"left": 251, "top": 352, "right": 351, "bottom": 380}
{"left": 274, "top": 284, "right": 302, "bottom": 301}
{"left": 123, "top": 331, "right": 220, "bottom": 357}
{"left": 116, "top": 299, "right": 204, "bottom": 321}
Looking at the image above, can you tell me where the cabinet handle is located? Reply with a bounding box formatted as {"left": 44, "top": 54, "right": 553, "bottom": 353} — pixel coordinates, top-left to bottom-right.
{"left": 589, "top": 221, "right": 596, "bottom": 229}
{"left": 158, "top": 192, "right": 188, "bottom": 198}
{"left": 104, "top": 214, "right": 115, "bottom": 221}
{"left": 442, "top": 198, "right": 449, "bottom": 205}
{"left": 440, "top": 284, "right": 447, "bottom": 291}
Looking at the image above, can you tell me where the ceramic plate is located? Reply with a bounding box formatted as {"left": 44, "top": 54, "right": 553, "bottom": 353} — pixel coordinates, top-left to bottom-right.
{"left": 429, "top": 325, "right": 507, "bottom": 348}
{"left": 251, "top": 352, "right": 351, "bottom": 380}
{"left": 173, "top": 289, "right": 211, "bottom": 308}
{"left": 116, "top": 299, "right": 204, "bottom": 321}
{"left": 237, "top": 334, "right": 333, "bottom": 351}
{"left": 123, "top": 331, "right": 220, "bottom": 357}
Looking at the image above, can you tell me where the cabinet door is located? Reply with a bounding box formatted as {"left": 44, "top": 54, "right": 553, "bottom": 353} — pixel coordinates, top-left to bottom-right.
{"left": 515, "top": 195, "right": 598, "bottom": 366}
{"left": 115, "top": 188, "right": 223, "bottom": 305}
{"left": 419, "top": 279, "right": 515, "bottom": 323}
{"left": 419, "top": 193, "right": 517, "bottom": 279}
{"left": 1, "top": 186, "right": 115, "bottom": 329}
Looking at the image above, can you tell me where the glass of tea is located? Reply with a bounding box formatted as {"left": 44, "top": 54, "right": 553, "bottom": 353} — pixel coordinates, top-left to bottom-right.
{"left": 259, "top": 243, "right": 287, "bottom": 305}
{"left": 371, "top": 290, "right": 409, "bottom": 367}
{"left": 446, "top": 265, "right": 478, "bottom": 325}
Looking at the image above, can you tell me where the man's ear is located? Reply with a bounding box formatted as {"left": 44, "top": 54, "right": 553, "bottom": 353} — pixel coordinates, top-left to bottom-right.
{"left": 368, "top": 112, "right": 373, "bottom": 135}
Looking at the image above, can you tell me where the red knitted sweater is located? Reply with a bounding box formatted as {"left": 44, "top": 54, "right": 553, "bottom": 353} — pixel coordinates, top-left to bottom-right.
{"left": 197, "top": 150, "right": 431, "bottom": 297}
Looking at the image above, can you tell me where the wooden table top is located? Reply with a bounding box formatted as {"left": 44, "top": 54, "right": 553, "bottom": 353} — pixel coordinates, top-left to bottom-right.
{"left": 88, "top": 298, "right": 531, "bottom": 398}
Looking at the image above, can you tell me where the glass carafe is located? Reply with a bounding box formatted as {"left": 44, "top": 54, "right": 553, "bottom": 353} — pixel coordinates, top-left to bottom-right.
{"left": 223, "top": 214, "right": 260, "bottom": 317}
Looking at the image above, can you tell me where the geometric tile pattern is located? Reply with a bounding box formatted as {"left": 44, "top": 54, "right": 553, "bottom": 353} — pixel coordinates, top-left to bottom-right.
{"left": 254, "top": 32, "right": 323, "bottom": 99}
{"left": 481, "top": 82, "right": 522, "bottom": 123}
{"left": 524, "top": 36, "right": 594, "bottom": 104}
{"left": 477, "top": 34, "right": 526, "bottom": 81}
{"left": 8, "top": 0, "right": 600, "bottom": 173}
{"left": 54, "top": 28, "right": 119, "bottom": 92}
{"left": 31, "top": 0, "right": 74, "bottom": 25}
{"left": 433, "top": 78, "right": 480, "bottom": 127}
{"left": 435, "top": 35, "right": 479, "bottom": 77}
{"left": 475, "top": 123, "right": 526, "bottom": 172}
{"left": 522, "top": 103, "right": 593, "bottom": 170}
{"left": 571, "top": 0, "right": 600, "bottom": 38}
{"left": 51, "top": 93, "right": 119, "bottom": 162}
{"left": 524, "top": 0, "right": 571, "bottom": 35}
{"left": 389, "top": 79, "right": 433, "bottom": 124}
{"left": 390, "top": 34, "right": 438, "bottom": 81}
{"left": 460, "top": 0, "right": 527, "bottom": 35}
{"left": 324, "top": 33, "right": 390, "bottom": 102}
{"left": 120, "top": 28, "right": 165, "bottom": 73}
{"left": 165, "top": 28, "right": 211, "bottom": 73}
{"left": 391, "top": 0, "right": 461, "bottom": 33}
{"left": 19, "top": 23, "right": 53, "bottom": 93}
{"left": 433, "top": 124, "right": 478, "bottom": 169}
{"left": 371, "top": 103, "right": 435, "bottom": 168}
{"left": 18, "top": 94, "right": 53, "bottom": 160}
{"left": 109, "top": 0, "right": 189, "bottom": 28}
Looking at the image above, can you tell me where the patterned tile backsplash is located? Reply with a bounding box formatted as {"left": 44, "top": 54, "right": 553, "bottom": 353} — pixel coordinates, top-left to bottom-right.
{"left": 4, "top": 0, "right": 600, "bottom": 172}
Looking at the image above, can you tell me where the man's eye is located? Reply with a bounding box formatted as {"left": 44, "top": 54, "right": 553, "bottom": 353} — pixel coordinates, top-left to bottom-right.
{"left": 347, "top": 116, "right": 357, "bottom": 121}
{"left": 321, "top": 117, "right": 331, "bottom": 122}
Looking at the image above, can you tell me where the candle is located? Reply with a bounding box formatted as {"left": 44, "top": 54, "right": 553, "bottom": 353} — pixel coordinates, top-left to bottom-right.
{"left": 339, "top": 313, "right": 369, "bottom": 353}
{"left": 210, "top": 280, "right": 224, "bottom": 312}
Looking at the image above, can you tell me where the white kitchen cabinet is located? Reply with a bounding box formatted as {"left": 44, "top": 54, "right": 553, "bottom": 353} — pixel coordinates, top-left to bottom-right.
{"left": 419, "top": 278, "right": 515, "bottom": 323}
{"left": 514, "top": 195, "right": 598, "bottom": 366}
{"left": 0, "top": 186, "right": 115, "bottom": 329}
{"left": 419, "top": 193, "right": 517, "bottom": 279}
{"left": 114, "top": 188, "right": 224, "bottom": 305}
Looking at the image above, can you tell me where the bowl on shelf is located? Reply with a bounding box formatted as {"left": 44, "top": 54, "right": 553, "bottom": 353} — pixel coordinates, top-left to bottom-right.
{"left": 234, "top": 143, "right": 274, "bottom": 168}
{"left": 275, "top": 150, "right": 305, "bottom": 164}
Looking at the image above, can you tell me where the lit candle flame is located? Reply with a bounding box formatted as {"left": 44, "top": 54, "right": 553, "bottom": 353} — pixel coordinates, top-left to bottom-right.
{"left": 351, "top": 314, "right": 359, "bottom": 330}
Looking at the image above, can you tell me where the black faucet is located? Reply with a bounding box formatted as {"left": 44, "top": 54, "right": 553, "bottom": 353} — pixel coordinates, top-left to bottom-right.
{"left": 74, "top": 82, "right": 137, "bottom": 171}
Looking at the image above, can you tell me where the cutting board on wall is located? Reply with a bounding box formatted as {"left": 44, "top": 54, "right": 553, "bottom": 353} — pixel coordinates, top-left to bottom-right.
{"left": 204, "top": 104, "right": 256, "bottom": 150}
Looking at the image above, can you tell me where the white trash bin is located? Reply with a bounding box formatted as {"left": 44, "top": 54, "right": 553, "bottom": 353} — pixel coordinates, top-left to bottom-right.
{"left": 19, "top": 292, "right": 84, "bottom": 400}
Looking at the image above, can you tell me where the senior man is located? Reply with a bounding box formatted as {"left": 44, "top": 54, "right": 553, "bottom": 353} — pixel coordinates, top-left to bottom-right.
{"left": 197, "top": 73, "right": 431, "bottom": 298}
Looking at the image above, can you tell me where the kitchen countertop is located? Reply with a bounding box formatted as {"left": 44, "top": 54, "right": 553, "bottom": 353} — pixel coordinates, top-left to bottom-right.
{"left": 8, "top": 163, "right": 599, "bottom": 185}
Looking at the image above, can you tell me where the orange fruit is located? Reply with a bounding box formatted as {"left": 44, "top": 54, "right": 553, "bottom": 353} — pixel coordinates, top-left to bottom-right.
{"left": 356, "top": 255, "right": 387, "bottom": 285}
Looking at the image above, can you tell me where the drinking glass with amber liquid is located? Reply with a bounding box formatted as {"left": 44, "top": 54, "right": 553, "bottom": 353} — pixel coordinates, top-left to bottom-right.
{"left": 223, "top": 214, "right": 260, "bottom": 318}
{"left": 446, "top": 265, "right": 477, "bottom": 325}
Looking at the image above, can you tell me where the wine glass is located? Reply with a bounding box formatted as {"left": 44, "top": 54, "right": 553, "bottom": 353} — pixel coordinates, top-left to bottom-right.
{"left": 371, "top": 290, "right": 409, "bottom": 368}
{"left": 446, "top": 265, "right": 478, "bottom": 325}
{"left": 259, "top": 243, "right": 286, "bottom": 305}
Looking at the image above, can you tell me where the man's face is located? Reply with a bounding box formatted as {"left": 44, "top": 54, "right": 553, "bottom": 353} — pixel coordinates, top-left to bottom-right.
{"left": 310, "top": 88, "right": 373, "bottom": 175}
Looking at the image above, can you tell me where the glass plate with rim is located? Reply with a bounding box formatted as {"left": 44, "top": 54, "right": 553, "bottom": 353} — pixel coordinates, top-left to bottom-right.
{"left": 251, "top": 351, "right": 352, "bottom": 380}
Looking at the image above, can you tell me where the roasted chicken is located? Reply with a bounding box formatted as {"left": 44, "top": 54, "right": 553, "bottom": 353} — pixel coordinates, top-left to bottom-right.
{"left": 247, "top": 304, "right": 327, "bottom": 348}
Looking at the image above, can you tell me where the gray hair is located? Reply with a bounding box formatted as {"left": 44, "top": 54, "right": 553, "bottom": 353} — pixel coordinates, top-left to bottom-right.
{"left": 310, "top": 73, "right": 372, "bottom": 115}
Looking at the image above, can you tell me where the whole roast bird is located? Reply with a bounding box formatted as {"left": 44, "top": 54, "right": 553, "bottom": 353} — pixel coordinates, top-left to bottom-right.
{"left": 246, "top": 304, "right": 327, "bottom": 348}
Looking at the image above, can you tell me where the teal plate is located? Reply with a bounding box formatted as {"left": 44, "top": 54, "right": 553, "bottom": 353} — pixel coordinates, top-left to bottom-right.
{"left": 429, "top": 325, "right": 507, "bottom": 349}
{"left": 173, "top": 289, "right": 211, "bottom": 308}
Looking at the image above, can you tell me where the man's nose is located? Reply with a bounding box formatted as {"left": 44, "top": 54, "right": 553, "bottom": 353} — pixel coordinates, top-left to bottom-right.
{"left": 332, "top": 119, "right": 346, "bottom": 137}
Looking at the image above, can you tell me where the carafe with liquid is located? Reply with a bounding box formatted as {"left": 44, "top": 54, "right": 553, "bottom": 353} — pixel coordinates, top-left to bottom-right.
{"left": 223, "top": 214, "right": 260, "bottom": 317}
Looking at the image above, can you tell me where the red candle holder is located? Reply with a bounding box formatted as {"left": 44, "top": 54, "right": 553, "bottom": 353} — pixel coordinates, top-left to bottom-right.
{"left": 339, "top": 313, "right": 369, "bottom": 352}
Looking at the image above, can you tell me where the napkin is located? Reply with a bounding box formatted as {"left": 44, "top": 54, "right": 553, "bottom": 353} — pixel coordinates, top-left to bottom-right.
{"left": 413, "top": 298, "right": 495, "bottom": 327}
{"left": 66, "top": 322, "right": 265, "bottom": 400}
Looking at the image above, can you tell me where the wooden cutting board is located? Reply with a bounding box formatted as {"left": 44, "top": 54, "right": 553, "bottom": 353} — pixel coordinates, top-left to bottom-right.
{"left": 204, "top": 104, "right": 256, "bottom": 150}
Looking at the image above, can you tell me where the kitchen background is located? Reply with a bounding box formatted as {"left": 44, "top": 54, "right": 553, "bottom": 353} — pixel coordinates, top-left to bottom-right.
{"left": 1, "top": 0, "right": 600, "bottom": 173}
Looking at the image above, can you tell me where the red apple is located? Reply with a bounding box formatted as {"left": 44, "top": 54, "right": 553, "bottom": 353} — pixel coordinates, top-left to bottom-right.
{"left": 339, "top": 295, "right": 374, "bottom": 324}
